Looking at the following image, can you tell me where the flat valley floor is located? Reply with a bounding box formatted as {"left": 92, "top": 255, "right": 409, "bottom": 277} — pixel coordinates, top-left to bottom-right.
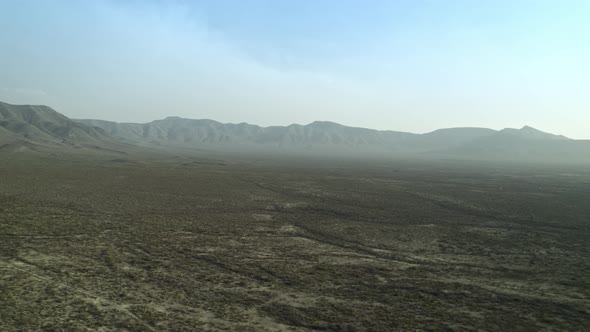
{"left": 0, "top": 152, "right": 589, "bottom": 331}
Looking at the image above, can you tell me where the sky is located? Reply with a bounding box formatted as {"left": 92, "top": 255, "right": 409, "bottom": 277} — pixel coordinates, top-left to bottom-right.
{"left": 0, "top": 1, "right": 589, "bottom": 138}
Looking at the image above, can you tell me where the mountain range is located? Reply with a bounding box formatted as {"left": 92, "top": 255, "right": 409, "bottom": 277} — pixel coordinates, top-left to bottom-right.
{"left": 1, "top": 101, "right": 588, "bottom": 163}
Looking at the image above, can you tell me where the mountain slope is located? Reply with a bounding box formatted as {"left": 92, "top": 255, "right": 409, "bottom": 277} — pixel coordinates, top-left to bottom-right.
{"left": 0, "top": 102, "right": 110, "bottom": 144}
{"left": 446, "top": 126, "right": 590, "bottom": 163}
{"left": 0, "top": 101, "right": 119, "bottom": 153}
{"left": 408, "top": 127, "right": 497, "bottom": 151}
{"left": 496, "top": 126, "right": 569, "bottom": 141}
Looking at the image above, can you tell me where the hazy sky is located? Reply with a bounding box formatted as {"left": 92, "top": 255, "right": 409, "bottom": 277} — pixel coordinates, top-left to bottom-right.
{"left": 1, "top": 1, "right": 589, "bottom": 138}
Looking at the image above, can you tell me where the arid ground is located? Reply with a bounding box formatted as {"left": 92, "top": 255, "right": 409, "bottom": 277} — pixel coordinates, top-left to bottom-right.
{"left": 1, "top": 152, "right": 589, "bottom": 331}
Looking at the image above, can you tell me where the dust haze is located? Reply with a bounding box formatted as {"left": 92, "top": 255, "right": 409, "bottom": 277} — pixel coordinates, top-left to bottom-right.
{"left": 1, "top": 101, "right": 589, "bottom": 331}
{"left": 1, "top": 1, "right": 590, "bottom": 331}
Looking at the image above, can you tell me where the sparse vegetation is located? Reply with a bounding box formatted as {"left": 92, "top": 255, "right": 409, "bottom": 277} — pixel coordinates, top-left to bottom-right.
{"left": 1, "top": 152, "right": 588, "bottom": 331}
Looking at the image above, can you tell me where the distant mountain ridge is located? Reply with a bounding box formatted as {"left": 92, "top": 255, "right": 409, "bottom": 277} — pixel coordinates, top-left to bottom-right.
{"left": 78, "top": 117, "right": 414, "bottom": 147}
{"left": 75, "top": 117, "right": 500, "bottom": 151}
{"left": 1, "top": 101, "right": 588, "bottom": 163}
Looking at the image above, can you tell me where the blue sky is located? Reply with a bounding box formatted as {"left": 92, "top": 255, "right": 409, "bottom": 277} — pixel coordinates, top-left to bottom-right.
{"left": 0, "top": 0, "right": 589, "bottom": 138}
